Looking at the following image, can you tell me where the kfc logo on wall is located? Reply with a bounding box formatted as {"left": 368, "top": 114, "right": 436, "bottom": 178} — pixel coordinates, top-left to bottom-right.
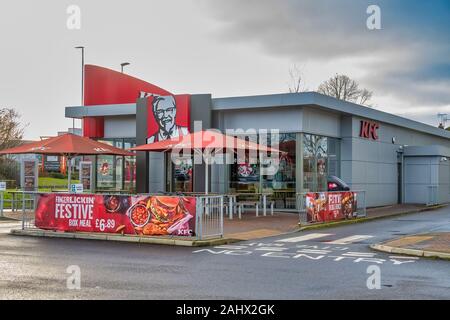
{"left": 141, "top": 93, "right": 190, "bottom": 143}
{"left": 359, "top": 120, "right": 379, "bottom": 140}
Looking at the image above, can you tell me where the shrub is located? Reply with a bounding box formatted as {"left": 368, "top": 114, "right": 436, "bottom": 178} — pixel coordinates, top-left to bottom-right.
{"left": 49, "top": 172, "right": 67, "bottom": 179}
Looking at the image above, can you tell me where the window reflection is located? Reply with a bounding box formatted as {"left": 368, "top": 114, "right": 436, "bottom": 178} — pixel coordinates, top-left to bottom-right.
{"left": 303, "top": 134, "right": 340, "bottom": 192}
{"left": 92, "top": 138, "right": 136, "bottom": 192}
{"left": 263, "top": 133, "right": 297, "bottom": 209}
{"left": 229, "top": 133, "right": 297, "bottom": 209}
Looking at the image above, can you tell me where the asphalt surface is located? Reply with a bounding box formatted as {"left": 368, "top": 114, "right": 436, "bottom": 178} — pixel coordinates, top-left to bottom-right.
{"left": 0, "top": 207, "right": 449, "bottom": 300}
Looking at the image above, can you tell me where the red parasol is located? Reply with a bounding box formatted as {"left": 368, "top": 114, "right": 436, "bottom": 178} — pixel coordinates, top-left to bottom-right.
{"left": 0, "top": 133, "right": 134, "bottom": 191}
{"left": 130, "top": 130, "right": 280, "bottom": 194}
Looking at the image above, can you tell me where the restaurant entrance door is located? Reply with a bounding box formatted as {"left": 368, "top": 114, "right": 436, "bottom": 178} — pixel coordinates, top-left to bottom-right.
{"left": 166, "top": 154, "right": 193, "bottom": 193}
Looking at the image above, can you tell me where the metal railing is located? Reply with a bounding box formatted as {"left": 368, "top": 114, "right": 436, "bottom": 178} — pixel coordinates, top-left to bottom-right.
{"left": 297, "top": 190, "right": 366, "bottom": 225}
{"left": 426, "top": 185, "right": 438, "bottom": 206}
{"left": 0, "top": 190, "right": 39, "bottom": 218}
{"left": 196, "top": 195, "right": 224, "bottom": 240}
{"left": 21, "top": 192, "right": 38, "bottom": 230}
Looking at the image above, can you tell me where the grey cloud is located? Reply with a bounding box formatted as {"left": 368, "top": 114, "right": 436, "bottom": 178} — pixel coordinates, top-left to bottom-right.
{"left": 205, "top": 0, "right": 450, "bottom": 107}
{"left": 204, "top": 0, "right": 406, "bottom": 60}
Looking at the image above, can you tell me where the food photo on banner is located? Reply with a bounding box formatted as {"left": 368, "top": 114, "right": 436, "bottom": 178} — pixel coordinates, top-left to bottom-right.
{"left": 35, "top": 194, "right": 196, "bottom": 237}
{"left": 305, "top": 192, "right": 357, "bottom": 223}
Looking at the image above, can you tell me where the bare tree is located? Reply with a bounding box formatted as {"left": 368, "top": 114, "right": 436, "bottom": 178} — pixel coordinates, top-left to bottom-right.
{"left": 0, "top": 108, "right": 25, "bottom": 150}
{"left": 288, "top": 64, "right": 307, "bottom": 93}
{"left": 0, "top": 108, "right": 25, "bottom": 182}
{"left": 318, "top": 74, "right": 373, "bottom": 106}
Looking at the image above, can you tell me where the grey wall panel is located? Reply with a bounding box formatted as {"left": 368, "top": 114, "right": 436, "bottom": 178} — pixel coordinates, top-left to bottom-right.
{"left": 351, "top": 183, "right": 396, "bottom": 207}
{"left": 346, "top": 116, "right": 450, "bottom": 207}
{"left": 352, "top": 116, "right": 450, "bottom": 148}
{"left": 404, "top": 185, "right": 428, "bottom": 204}
{"left": 190, "top": 94, "right": 212, "bottom": 131}
{"left": 190, "top": 94, "right": 213, "bottom": 193}
{"left": 148, "top": 152, "right": 165, "bottom": 193}
{"left": 211, "top": 154, "right": 228, "bottom": 194}
{"left": 438, "top": 162, "right": 450, "bottom": 203}
{"left": 302, "top": 107, "right": 340, "bottom": 137}
{"left": 219, "top": 107, "right": 303, "bottom": 132}
{"left": 104, "top": 116, "right": 136, "bottom": 138}
{"left": 340, "top": 116, "right": 353, "bottom": 138}
{"left": 136, "top": 98, "right": 149, "bottom": 193}
{"left": 340, "top": 160, "right": 353, "bottom": 184}
{"left": 403, "top": 156, "right": 444, "bottom": 204}
{"left": 212, "top": 92, "right": 450, "bottom": 140}
{"left": 405, "top": 162, "right": 431, "bottom": 184}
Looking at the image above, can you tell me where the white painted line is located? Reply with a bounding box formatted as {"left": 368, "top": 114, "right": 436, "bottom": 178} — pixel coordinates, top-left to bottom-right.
{"left": 296, "top": 249, "right": 332, "bottom": 254}
{"left": 277, "top": 233, "right": 333, "bottom": 243}
{"left": 214, "top": 245, "right": 248, "bottom": 250}
{"left": 389, "top": 255, "right": 420, "bottom": 260}
{"left": 342, "top": 252, "right": 377, "bottom": 257}
{"left": 326, "top": 235, "right": 374, "bottom": 245}
{"left": 254, "top": 247, "right": 288, "bottom": 252}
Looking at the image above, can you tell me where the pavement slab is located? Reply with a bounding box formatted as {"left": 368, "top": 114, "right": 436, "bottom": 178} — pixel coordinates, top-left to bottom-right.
{"left": 372, "top": 232, "right": 450, "bottom": 260}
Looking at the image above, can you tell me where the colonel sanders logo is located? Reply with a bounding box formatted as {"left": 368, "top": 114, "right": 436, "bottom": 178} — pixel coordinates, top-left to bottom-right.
{"left": 142, "top": 93, "right": 189, "bottom": 143}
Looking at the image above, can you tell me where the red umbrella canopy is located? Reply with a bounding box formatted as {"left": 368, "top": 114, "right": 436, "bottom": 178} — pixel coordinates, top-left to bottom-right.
{"left": 129, "top": 130, "right": 280, "bottom": 153}
{"left": 0, "top": 133, "right": 134, "bottom": 157}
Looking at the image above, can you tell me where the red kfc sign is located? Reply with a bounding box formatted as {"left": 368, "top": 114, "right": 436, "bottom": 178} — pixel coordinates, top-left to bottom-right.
{"left": 359, "top": 120, "right": 379, "bottom": 140}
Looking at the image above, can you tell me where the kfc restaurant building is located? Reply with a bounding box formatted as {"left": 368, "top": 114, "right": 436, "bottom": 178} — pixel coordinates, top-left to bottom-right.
{"left": 66, "top": 65, "right": 450, "bottom": 209}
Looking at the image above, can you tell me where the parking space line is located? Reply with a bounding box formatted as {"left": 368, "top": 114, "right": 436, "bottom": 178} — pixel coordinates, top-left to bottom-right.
{"left": 276, "top": 233, "right": 333, "bottom": 243}
{"left": 326, "top": 235, "right": 373, "bottom": 245}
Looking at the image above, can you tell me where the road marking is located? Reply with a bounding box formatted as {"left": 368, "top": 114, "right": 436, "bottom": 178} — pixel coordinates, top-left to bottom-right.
{"left": 254, "top": 247, "right": 288, "bottom": 252}
{"left": 389, "top": 255, "right": 419, "bottom": 260}
{"left": 342, "top": 252, "right": 377, "bottom": 258}
{"left": 214, "top": 245, "right": 249, "bottom": 250}
{"left": 296, "top": 249, "right": 332, "bottom": 254}
{"left": 276, "top": 233, "right": 333, "bottom": 243}
{"left": 193, "top": 243, "right": 419, "bottom": 265}
{"left": 326, "top": 235, "right": 373, "bottom": 245}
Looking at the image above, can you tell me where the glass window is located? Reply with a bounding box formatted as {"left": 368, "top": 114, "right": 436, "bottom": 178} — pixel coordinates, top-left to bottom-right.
{"left": 303, "top": 134, "right": 340, "bottom": 192}
{"left": 94, "top": 138, "right": 136, "bottom": 192}
{"left": 124, "top": 139, "right": 136, "bottom": 193}
{"left": 167, "top": 155, "right": 193, "bottom": 193}
{"left": 228, "top": 133, "right": 297, "bottom": 209}
{"left": 97, "top": 155, "right": 115, "bottom": 189}
{"left": 229, "top": 134, "right": 260, "bottom": 194}
{"left": 262, "top": 133, "right": 297, "bottom": 209}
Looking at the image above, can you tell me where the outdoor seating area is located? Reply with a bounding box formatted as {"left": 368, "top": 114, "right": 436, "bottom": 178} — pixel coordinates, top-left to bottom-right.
{"left": 0, "top": 130, "right": 367, "bottom": 243}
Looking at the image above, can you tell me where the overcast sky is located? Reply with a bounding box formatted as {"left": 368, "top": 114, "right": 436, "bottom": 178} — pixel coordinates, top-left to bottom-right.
{"left": 0, "top": 0, "right": 449, "bottom": 140}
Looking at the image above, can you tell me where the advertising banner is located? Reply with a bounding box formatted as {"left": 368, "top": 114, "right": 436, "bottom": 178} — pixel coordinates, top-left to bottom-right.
{"left": 35, "top": 194, "right": 196, "bottom": 237}
{"left": 21, "top": 159, "right": 38, "bottom": 191}
{"left": 44, "top": 155, "right": 60, "bottom": 171}
{"left": 305, "top": 191, "right": 357, "bottom": 223}
{"left": 79, "top": 161, "right": 93, "bottom": 191}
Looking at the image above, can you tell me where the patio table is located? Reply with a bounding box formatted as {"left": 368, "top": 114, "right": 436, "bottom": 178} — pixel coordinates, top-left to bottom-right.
{"left": 233, "top": 192, "right": 272, "bottom": 217}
